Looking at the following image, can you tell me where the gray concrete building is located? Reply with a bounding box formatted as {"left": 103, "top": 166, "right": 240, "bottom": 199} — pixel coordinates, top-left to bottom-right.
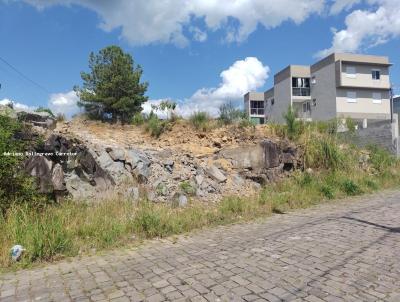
{"left": 245, "top": 53, "right": 392, "bottom": 124}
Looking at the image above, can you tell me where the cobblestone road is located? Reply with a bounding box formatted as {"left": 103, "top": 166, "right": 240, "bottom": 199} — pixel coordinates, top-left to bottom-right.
{"left": 1, "top": 191, "right": 400, "bottom": 302}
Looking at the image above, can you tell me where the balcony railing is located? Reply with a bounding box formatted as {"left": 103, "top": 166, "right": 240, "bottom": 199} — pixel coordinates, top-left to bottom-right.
{"left": 292, "top": 87, "right": 310, "bottom": 97}
{"left": 250, "top": 108, "right": 264, "bottom": 116}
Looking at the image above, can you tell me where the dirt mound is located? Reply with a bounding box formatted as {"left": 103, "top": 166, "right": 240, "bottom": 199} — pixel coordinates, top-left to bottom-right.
{"left": 59, "top": 118, "right": 277, "bottom": 157}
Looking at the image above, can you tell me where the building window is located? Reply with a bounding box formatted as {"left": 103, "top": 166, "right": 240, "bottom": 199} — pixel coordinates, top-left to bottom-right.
{"left": 345, "top": 66, "right": 356, "bottom": 78}
{"left": 347, "top": 91, "right": 357, "bottom": 103}
{"left": 303, "top": 102, "right": 311, "bottom": 113}
{"left": 312, "top": 98, "right": 317, "bottom": 107}
{"left": 271, "top": 98, "right": 275, "bottom": 105}
{"left": 292, "top": 77, "right": 310, "bottom": 96}
{"left": 373, "top": 92, "right": 382, "bottom": 104}
{"left": 311, "top": 76, "right": 316, "bottom": 84}
{"left": 250, "top": 100, "right": 264, "bottom": 115}
{"left": 372, "top": 70, "right": 381, "bottom": 80}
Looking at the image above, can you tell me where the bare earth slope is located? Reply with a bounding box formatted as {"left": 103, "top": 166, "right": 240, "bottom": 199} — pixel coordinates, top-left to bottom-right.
{"left": 60, "top": 118, "right": 275, "bottom": 157}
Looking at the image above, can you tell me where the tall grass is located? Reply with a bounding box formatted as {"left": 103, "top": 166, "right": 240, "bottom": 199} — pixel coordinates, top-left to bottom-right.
{"left": 2, "top": 153, "right": 400, "bottom": 271}
{"left": 190, "top": 111, "right": 211, "bottom": 131}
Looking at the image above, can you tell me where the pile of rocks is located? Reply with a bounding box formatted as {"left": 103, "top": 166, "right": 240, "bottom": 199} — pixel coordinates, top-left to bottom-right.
{"left": 1, "top": 105, "right": 303, "bottom": 204}
{"left": 24, "top": 132, "right": 302, "bottom": 204}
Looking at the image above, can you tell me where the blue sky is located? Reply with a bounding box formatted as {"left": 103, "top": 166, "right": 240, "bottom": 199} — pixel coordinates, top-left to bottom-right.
{"left": 0, "top": 0, "right": 399, "bottom": 117}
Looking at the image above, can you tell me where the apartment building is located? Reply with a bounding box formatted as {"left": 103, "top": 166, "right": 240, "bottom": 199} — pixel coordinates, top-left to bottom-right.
{"left": 244, "top": 91, "right": 265, "bottom": 124}
{"left": 245, "top": 53, "right": 392, "bottom": 124}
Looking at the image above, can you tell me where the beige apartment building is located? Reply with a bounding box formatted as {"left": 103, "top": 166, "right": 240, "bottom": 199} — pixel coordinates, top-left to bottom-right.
{"left": 245, "top": 53, "right": 392, "bottom": 124}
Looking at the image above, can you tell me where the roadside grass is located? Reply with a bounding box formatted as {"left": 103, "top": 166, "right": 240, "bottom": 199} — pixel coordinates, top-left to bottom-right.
{"left": 1, "top": 156, "right": 400, "bottom": 271}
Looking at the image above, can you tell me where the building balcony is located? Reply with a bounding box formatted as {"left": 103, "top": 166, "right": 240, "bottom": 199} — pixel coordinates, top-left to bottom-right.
{"left": 292, "top": 87, "right": 310, "bottom": 97}
{"left": 250, "top": 108, "right": 265, "bottom": 116}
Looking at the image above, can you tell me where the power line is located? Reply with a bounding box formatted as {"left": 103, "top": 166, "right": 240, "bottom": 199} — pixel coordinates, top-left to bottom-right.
{"left": 0, "top": 56, "right": 49, "bottom": 93}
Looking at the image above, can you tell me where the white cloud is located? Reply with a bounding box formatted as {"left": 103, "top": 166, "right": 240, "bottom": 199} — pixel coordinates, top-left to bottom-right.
{"left": 180, "top": 57, "right": 269, "bottom": 117}
{"left": 189, "top": 26, "right": 208, "bottom": 42}
{"left": 0, "top": 98, "right": 36, "bottom": 111}
{"left": 20, "top": 0, "right": 325, "bottom": 46}
{"left": 317, "top": 0, "right": 400, "bottom": 57}
{"left": 48, "top": 90, "right": 80, "bottom": 117}
{"left": 143, "top": 58, "right": 268, "bottom": 118}
{"left": 329, "top": 0, "right": 361, "bottom": 15}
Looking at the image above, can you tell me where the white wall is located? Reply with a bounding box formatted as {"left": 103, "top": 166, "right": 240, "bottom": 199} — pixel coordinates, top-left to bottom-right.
{"left": 336, "top": 89, "right": 390, "bottom": 119}
{"left": 310, "top": 62, "right": 337, "bottom": 121}
{"left": 269, "top": 77, "right": 291, "bottom": 123}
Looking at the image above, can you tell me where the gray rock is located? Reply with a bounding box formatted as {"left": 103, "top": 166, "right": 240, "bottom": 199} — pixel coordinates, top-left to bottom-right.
{"left": 108, "top": 161, "right": 133, "bottom": 182}
{"left": 52, "top": 163, "right": 66, "bottom": 191}
{"left": 231, "top": 174, "right": 244, "bottom": 186}
{"left": 97, "top": 151, "right": 114, "bottom": 169}
{"left": 178, "top": 194, "right": 188, "bottom": 207}
{"left": 205, "top": 164, "right": 227, "bottom": 183}
{"left": 107, "top": 148, "right": 125, "bottom": 161}
{"left": 252, "top": 182, "right": 261, "bottom": 190}
{"left": 195, "top": 174, "right": 204, "bottom": 186}
{"left": 24, "top": 156, "right": 53, "bottom": 193}
{"left": 220, "top": 145, "right": 264, "bottom": 170}
{"left": 261, "top": 140, "right": 280, "bottom": 168}
{"left": 65, "top": 171, "right": 96, "bottom": 200}
{"left": 125, "top": 149, "right": 149, "bottom": 169}
{"left": 134, "top": 161, "right": 151, "bottom": 183}
{"left": 172, "top": 193, "right": 188, "bottom": 207}
{"left": 163, "top": 159, "right": 174, "bottom": 173}
{"left": 17, "top": 110, "right": 56, "bottom": 130}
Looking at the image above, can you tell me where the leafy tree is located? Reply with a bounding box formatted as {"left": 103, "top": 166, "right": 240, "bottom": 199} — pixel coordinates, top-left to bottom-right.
{"left": 0, "top": 116, "right": 46, "bottom": 215}
{"left": 75, "top": 45, "right": 148, "bottom": 123}
{"left": 151, "top": 100, "right": 177, "bottom": 120}
{"left": 218, "top": 101, "right": 246, "bottom": 125}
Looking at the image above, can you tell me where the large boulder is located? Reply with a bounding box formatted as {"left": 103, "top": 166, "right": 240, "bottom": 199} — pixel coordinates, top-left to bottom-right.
{"left": 25, "top": 155, "right": 54, "bottom": 193}
{"left": 220, "top": 145, "right": 264, "bottom": 170}
{"left": 205, "top": 164, "right": 227, "bottom": 183}
{"left": 220, "top": 139, "right": 281, "bottom": 170}
{"left": 17, "top": 111, "right": 56, "bottom": 130}
{"left": 261, "top": 140, "right": 280, "bottom": 168}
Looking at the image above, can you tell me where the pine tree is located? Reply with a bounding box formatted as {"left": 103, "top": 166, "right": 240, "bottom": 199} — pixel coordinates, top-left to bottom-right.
{"left": 75, "top": 46, "right": 148, "bottom": 123}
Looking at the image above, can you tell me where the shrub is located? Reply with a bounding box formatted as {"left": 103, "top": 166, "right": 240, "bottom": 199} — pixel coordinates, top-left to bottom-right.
{"left": 190, "top": 111, "right": 210, "bottom": 131}
{"left": 131, "top": 112, "right": 145, "bottom": 125}
{"left": 363, "top": 178, "right": 379, "bottom": 190}
{"left": 341, "top": 179, "right": 362, "bottom": 196}
{"left": 133, "top": 202, "right": 170, "bottom": 238}
{"left": 268, "top": 123, "right": 286, "bottom": 138}
{"left": 304, "top": 136, "right": 344, "bottom": 170}
{"left": 320, "top": 185, "right": 335, "bottom": 199}
{"left": 145, "top": 115, "right": 168, "bottom": 138}
{"left": 34, "top": 107, "right": 55, "bottom": 117}
{"left": 0, "top": 116, "right": 47, "bottom": 214}
{"left": 345, "top": 118, "right": 357, "bottom": 134}
{"left": 218, "top": 102, "right": 246, "bottom": 125}
{"left": 179, "top": 181, "right": 196, "bottom": 196}
{"left": 56, "top": 113, "right": 66, "bottom": 122}
{"left": 4, "top": 205, "right": 72, "bottom": 263}
{"left": 298, "top": 172, "right": 314, "bottom": 186}
{"left": 238, "top": 118, "right": 255, "bottom": 129}
{"left": 283, "top": 105, "right": 303, "bottom": 139}
{"left": 367, "top": 145, "right": 392, "bottom": 172}
{"left": 218, "top": 197, "right": 245, "bottom": 216}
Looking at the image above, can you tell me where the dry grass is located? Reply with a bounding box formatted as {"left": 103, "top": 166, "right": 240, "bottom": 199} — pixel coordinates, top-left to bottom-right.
{"left": 1, "top": 160, "right": 400, "bottom": 271}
